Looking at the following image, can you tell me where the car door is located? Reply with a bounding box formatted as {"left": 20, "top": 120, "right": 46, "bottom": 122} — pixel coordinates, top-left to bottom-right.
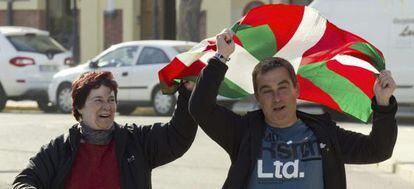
{"left": 130, "top": 46, "right": 170, "bottom": 101}
{"left": 95, "top": 45, "right": 139, "bottom": 101}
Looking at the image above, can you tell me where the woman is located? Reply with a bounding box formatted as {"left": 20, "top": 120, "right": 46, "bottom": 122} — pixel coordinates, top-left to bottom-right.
{"left": 13, "top": 71, "right": 197, "bottom": 189}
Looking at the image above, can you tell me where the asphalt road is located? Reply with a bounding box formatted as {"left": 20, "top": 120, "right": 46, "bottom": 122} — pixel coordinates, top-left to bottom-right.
{"left": 0, "top": 112, "right": 413, "bottom": 189}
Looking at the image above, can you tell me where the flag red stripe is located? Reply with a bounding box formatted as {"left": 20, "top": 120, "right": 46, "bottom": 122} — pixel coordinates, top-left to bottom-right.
{"left": 158, "top": 58, "right": 206, "bottom": 86}
{"left": 233, "top": 35, "right": 243, "bottom": 47}
{"left": 298, "top": 75, "right": 342, "bottom": 112}
{"left": 202, "top": 40, "right": 217, "bottom": 52}
{"left": 179, "top": 60, "right": 206, "bottom": 78}
{"left": 326, "top": 60, "right": 376, "bottom": 98}
{"left": 300, "top": 22, "right": 368, "bottom": 65}
{"left": 240, "top": 4, "right": 304, "bottom": 51}
{"left": 341, "top": 48, "right": 373, "bottom": 63}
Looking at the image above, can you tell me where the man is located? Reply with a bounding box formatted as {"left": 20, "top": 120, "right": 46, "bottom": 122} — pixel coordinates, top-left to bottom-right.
{"left": 189, "top": 29, "right": 397, "bottom": 189}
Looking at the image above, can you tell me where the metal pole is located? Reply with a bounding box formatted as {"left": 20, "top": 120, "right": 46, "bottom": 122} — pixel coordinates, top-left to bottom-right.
{"left": 6, "top": 0, "right": 13, "bottom": 25}
{"left": 164, "top": 0, "right": 176, "bottom": 39}
{"left": 72, "top": 0, "right": 80, "bottom": 65}
{"left": 45, "top": 0, "right": 49, "bottom": 29}
{"left": 152, "top": 0, "right": 159, "bottom": 39}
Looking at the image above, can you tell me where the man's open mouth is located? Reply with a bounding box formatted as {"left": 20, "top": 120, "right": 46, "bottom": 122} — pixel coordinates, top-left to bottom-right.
{"left": 273, "top": 106, "right": 285, "bottom": 112}
{"left": 99, "top": 114, "right": 110, "bottom": 118}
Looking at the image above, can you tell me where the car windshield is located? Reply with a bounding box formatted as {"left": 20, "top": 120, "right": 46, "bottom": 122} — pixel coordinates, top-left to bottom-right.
{"left": 173, "top": 45, "right": 194, "bottom": 53}
{"left": 6, "top": 34, "right": 67, "bottom": 54}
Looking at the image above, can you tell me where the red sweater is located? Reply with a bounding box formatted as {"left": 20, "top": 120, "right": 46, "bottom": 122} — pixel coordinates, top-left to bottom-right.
{"left": 65, "top": 140, "right": 121, "bottom": 189}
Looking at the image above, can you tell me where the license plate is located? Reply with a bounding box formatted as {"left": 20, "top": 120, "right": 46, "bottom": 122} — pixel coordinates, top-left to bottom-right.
{"left": 39, "top": 65, "right": 58, "bottom": 72}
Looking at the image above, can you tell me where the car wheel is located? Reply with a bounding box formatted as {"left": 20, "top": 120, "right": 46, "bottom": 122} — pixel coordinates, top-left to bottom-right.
{"left": 117, "top": 105, "right": 136, "bottom": 115}
{"left": 57, "top": 84, "right": 72, "bottom": 113}
{"left": 37, "top": 99, "right": 57, "bottom": 113}
{"left": 152, "top": 86, "right": 176, "bottom": 116}
{"left": 0, "top": 86, "right": 6, "bottom": 112}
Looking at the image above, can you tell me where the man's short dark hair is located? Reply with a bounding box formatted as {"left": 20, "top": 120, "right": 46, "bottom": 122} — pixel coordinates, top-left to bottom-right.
{"left": 252, "top": 57, "right": 297, "bottom": 94}
{"left": 71, "top": 71, "right": 118, "bottom": 121}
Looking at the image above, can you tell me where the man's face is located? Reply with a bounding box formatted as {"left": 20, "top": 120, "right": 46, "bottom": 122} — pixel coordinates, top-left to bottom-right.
{"left": 78, "top": 85, "right": 117, "bottom": 130}
{"left": 255, "top": 67, "right": 298, "bottom": 128}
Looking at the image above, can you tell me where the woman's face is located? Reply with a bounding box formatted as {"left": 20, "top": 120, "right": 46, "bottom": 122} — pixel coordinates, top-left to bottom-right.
{"left": 78, "top": 85, "right": 117, "bottom": 130}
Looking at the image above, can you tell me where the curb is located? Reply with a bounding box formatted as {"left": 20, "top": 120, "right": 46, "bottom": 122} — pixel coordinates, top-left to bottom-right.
{"left": 4, "top": 101, "right": 39, "bottom": 112}
{"left": 394, "top": 163, "right": 414, "bottom": 184}
{"left": 4, "top": 106, "right": 40, "bottom": 112}
{"left": 373, "top": 158, "right": 414, "bottom": 184}
{"left": 3, "top": 106, "right": 157, "bottom": 116}
{"left": 376, "top": 159, "right": 396, "bottom": 173}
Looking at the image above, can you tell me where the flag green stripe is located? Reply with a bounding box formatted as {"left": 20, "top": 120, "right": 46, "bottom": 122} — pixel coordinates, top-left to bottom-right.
{"left": 350, "top": 42, "right": 385, "bottom": 71}
{"left": 219, "top": 78, "right": 250, "bottom": 98}
{"left": 298, "top": 61, "right": 372, "bottom": 122}
{"left": 231, "top": 22, "right": 239, "bottom": 33}
{"left": 236, "top": 24, "right": 277, "bottom": 61}
{"left": 231, "top": 23, "right": 251, "bottom": 33}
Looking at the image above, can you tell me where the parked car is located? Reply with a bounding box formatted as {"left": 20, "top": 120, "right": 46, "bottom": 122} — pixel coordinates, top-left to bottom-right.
{"left": 48, "top": 40, "right": 238, "bottom": 116}
{"left": 0, "top": 26, "right": 73, "bottom": 112}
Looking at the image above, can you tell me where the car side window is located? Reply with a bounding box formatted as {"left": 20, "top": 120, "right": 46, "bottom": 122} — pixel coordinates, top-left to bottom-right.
{"left": 97, "top": 46, "right": 139, "bottom": 68}
{"left": 137, "top": 47, "right": 170, "bottom": 65}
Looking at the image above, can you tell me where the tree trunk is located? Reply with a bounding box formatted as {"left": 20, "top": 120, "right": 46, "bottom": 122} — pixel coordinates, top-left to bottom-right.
{"left": 178, "top": 0, "right": 202, "bottom": 42}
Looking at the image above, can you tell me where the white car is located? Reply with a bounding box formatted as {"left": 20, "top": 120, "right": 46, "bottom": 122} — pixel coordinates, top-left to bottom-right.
{"left": 49, "top": 40, "right": 238, "bottom": 116}
{"left": 0, "top": 26, "right": 73, "bottom": 112}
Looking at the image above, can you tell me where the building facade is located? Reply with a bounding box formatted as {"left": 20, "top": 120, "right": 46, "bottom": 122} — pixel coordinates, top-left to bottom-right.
{"left": 0, "top": 0, "right": 311, "bottom": 63}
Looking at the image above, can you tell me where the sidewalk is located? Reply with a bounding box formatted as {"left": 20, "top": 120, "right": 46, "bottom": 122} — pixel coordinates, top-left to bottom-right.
{"left": 344, "top": 122, "right": 414, "bottom": 184}
{"left": 4, "top": 101, "right": 414, "bottom": 184}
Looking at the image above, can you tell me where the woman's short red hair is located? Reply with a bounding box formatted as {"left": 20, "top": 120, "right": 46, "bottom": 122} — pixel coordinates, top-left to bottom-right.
{"left": 71, "top": 71, "right": 118, "bottom": 121}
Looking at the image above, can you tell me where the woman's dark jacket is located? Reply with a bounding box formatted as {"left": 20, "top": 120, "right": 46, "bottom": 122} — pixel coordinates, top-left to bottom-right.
{"left": 13, "top": 88, "right": 197, "bottom": 189}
